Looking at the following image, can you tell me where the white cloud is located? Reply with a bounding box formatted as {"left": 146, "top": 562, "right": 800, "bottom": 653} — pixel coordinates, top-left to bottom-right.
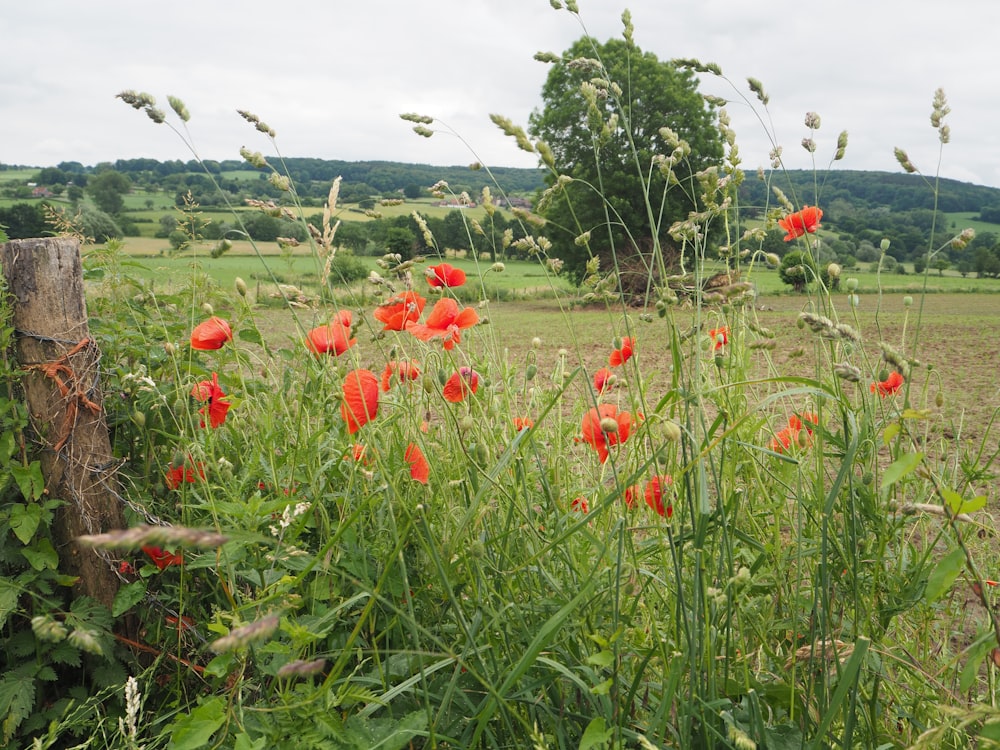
{"left": 2, "top": 0, "right": 998, "bottom": 187}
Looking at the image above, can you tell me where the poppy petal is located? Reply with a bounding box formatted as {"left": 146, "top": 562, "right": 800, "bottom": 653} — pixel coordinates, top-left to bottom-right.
{"left": 405, "top": 443, "right": 429, "bottom": 484}
{"left": 341, "top": 369, "right": 379, "bottom": 434}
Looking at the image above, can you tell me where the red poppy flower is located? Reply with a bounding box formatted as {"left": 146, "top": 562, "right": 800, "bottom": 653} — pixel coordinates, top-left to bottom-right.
{"left": 769, "top": 412, "right": 819, "bottom": 453}
{"left": 571, "top": 496, "right": 589, "bottom": 514}
{"left": 788, "top": 412, "right": 819, "bottom": 434}
{"left": 623, "top": 484, "right": 640, "bottom": 509}
{"left": 871, "top": 371, "right": 904, "bottom": 397}
{"left": 306, "top": 310, "right": 355, "bottom": 356}
{"left": 593, "top": 367, "right": 614, "bottom": 394}
{"left": 374, "top": 291, "right": 427, "bottom": 331}
{"left": 644, "top": 475, "right": 674, "bottom": 518}
{"left": 778, "top": 205, "right": 823, "bottom": 241}
{"left": 580, "top": 404, "right": 632, "bottom": 463}
{"left": 609, "top": 337, "right": 634, "bottom": 367}
{"left": 341, "top": 369, "right": 379, "bottom": 434}
{"left": 142, "top": 545, "right": 183, "bottom": 570}
{"left": 426, "top": 262, "right": 467, "bottom": 288}
{"left": 190, "top": 372, "right": 231, "bottom": 428}
{"left": 769, "top": 426, "right": 796, "bottom": 454}
{"left": 513, "top": 417, "right": 534, "bottom": 431}
{"left": 709, "top": 326, "right": 729, "bottom": 351}
{"left": 407, "top": 298, "right": 479, "bottom": 351}
{"left": 165, "top": 460, "right": 205, "bottom": 489}
{"left": 347, "top": 444, "right": 372, "bottom": 464}
{"left": 190, "top": 316, "right": 232, "bottom": 351}
{"left": 381, "top": 360, "right": 421, "bottom": 392}
{"left": 405, "top": 443, "right": 429, "bottom": 484}
{"left": 443, "top": 367, "right": 479, "bottom": 403}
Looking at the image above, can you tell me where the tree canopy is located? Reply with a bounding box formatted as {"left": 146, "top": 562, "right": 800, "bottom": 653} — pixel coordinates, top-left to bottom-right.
{"left": 528, "top": 36, "right": 723, "bottom": 284}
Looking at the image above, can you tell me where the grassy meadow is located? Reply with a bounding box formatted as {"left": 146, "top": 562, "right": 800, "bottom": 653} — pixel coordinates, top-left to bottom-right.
{"left": 7, "top": 15, "right": 1000, "bottom": 750}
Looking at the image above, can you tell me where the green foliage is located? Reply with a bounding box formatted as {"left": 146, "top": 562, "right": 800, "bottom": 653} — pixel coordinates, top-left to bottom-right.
{"left": 0, "top": 202, "right": 47, "bottom": 239}
{"left": 529, "top": 35, "right": 723, "bottom": 284}
{"left": 87, "top": 169, "right": 132, "bottom": 215}
{"left": 778, "top": 249, "right": 819, "bottom": 291}
{"left": 79, "top": 207, "right": 123, "bottom": 242}
{"left": 7, "top": 14, "right": 1000, "bottom": 750}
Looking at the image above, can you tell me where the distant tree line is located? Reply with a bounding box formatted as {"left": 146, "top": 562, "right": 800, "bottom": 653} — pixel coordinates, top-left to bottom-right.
{"left": 8, "top": 156, "right": 1000, "bottom": 275}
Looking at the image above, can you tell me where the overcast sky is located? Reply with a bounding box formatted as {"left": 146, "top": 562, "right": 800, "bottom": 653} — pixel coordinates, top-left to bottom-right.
{"left": 5, "top": 0, "right": 1000, "bottom": 189}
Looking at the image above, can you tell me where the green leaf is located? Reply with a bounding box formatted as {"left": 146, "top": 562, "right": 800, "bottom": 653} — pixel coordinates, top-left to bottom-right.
{"left": 9, "top": 462, "right": 44, "bottom": 501}
{"left": 959, "top": 495, "right": 988, "bottom": 515}
{"left": 881, "top": 451, "right": 923, "bottom": 491}
{"left": 960, "top": 640, "right": 990, "bottom": 692}
{"left": 0, "top": 579, "right": 18, "bottom": 630}
{"left": 238, "top": 328, "right": 262, "bottom": 345}
{"left": 233, "top": 733, "right": 268, "bottom": 750}
{"left": 925, "top": 547, "right": 966, "bottom": 603}
{"left": 882, "top": 423, "right": 900, "bottom": 445}
{"left": 22, "top": 538, "right": 58, "bottom": 571}
{"left": 941, "top": 487, "right": 965, "bottom": 515}
{"left": 8, "top": 503, "right": 41, "bottom": 545}
{"left": 342, "top": 710, "right": 425, "bottom": 750}
{"left": 112, "top": 580, "right": 147, "bottom": 617}
{"left": 0, "top": 430, "right": 14, "bottom": 462}
{"left": 204, "top": 652, "right": 235, "bottom": 678}
{"left": 590, "top": 678, "right": 613, "bottom": 696}
{"left": 980, "top": 721, "right": 1000, "bottom": 741}
{"left": 579, "top": 716, "right": 613, "bottom": 750}
{"left": 168, "top": 695, "right": 226, "bottom": 750}
{"left": 586, "top": 649, "right": 614, "bottom": 668}
{"left": 0, "top": 667, "right": 36, "bottom": 746}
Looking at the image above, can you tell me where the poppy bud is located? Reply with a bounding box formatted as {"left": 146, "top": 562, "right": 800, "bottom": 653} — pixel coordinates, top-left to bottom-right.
{"left": 880, "top": 238, "right": 891, "bottom": 252}
{"left": 458, "top": 415, "right": 474, "bottom": 432}
{"left": 473, "top": 443, "right": 489, "bottom": 465}
{"left": 531, "top": 337, "right": 542, "bottom": 349}
{"left": 661, "top": 420, "right": 682, "bottom": 443}
{"left": 827, "top": 262, "right": 841, "bottom": 279}
{"left": 437, "top": 369, "right": 448, "bottom": 386}
{"left": 599, "top": 417, "right": 619, "bottom": 434}
{"left": 235, "top": 277, "right": 248, "bottom": 297}
{"left": 525, "top": 364, "right": 538, "bottom": 381}
{"left": 764, "top": 252, "right": 781, "bottom": 267}
{"left": 201, "top": 303, "right": 214, "bottom": 316}
{"left": 903, "top": 295, "right": 913, "bottom": 307}
{"left": 421, "top": 374, "right": 435, "bottom": 394}
{"left": 845, "top": 277, "right": 859, "bottom": 291}
{"left": 131, "top": 410, "right": 146, "bottom": 427}
{"left": 935, "top": 391, "right": 944, "bottom": 408}
{"left": 862, "top": 472, "right": 874, "bottom": 485}
{"left": 164, "top": 342, "right": 176, "bottom": 356}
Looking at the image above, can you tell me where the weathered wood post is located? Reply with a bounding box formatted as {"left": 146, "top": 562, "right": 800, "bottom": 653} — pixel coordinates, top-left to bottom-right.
{"left": 0, "top": 237, "right": 124, "bottom": 608}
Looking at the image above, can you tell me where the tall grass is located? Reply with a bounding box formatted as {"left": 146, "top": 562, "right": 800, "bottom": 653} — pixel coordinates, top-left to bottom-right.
{"left": 3, "top": 6, "right": 1000, "bottom": 750}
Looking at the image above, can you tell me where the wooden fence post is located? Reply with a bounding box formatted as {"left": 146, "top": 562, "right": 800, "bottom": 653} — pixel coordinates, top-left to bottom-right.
{"left": 0, "top": 237, "right": 124, "bottom": 608}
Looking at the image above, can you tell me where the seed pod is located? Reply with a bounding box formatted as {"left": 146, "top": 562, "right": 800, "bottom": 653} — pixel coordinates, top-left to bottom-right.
{"left": 599, "top": 417, "right": 619, "bottom": 434}
{"left": 661, "top": 420, "right": 682, "bottom": 443}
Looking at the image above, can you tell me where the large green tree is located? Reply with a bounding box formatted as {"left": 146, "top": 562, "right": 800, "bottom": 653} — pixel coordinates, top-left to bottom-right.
{"left": 528, "top": 36, "right": 723, "bottom": 285}
{"left": 87, "top": 170, "right": 131, "bottom": 216}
